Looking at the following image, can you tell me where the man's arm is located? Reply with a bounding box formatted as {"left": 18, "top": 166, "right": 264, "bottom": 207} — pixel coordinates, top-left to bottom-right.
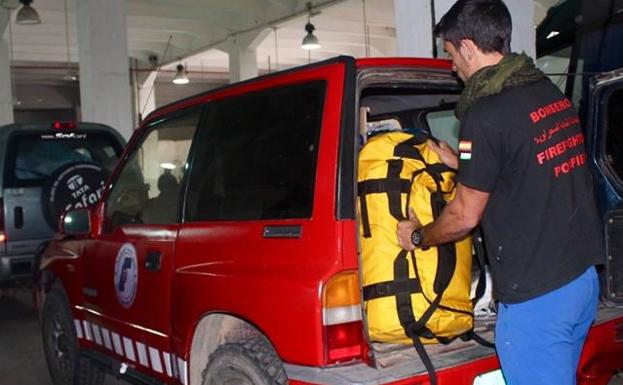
{"left": 397, "top": 183, "right": 490, "bottom": 250}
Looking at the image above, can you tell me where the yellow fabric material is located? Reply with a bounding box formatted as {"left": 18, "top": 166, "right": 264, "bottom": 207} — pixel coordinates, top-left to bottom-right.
{"left": 358, "top": 132, "right": 473, "bottom": 345}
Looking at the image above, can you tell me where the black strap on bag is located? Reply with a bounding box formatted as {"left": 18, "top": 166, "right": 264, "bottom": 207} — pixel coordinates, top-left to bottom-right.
{"left": 383, "top": 250, "right": 439, "bottom": 385}
{"left": 399, "top": 176, "right": 453, "bottom": 385}
{"left": 402, "top": 135, "right": 494, "bottom": 350}
{"left": 358, "top": 177, "right": 411, "bottom": 238}
{"left": 363, "top": 277, "right": 421, "bottom": 300}
{"left": 471, "top": 227, "right": 488, "bottom": 307}
{"left": 394, "top": 138, "right": 483, "bottom": 385}
{"left": 387, "top": 160, "right": 409, "bottom": 222}
{"left": 394, "top": 251, "right": 451, "bottom": 385}
{"left": 462, "top": 329, "right": 495, "bottom": 348}
{"left": 358, "top": 160, "right": 411, "bottom": 238}
{"left": 467, "top": 227, "right": 496, "bottom": 348}
{"left": 358, "top": 132, "right": 451, "bottom": 238}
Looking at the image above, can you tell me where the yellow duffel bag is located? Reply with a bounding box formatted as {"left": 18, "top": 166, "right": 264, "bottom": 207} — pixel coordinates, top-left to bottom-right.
{"left": 358, "top": 131, "right": 474, "bottom": 347}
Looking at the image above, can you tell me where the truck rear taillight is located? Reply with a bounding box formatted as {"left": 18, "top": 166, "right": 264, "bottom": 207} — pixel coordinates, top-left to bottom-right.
{"left": 52, "top": 121, "right": 76, "bottom": 129}
{"left": 325, "top": 321, "right": 364, "bottom": 361}
{"left": 322, "top": 271, "right": 366, "bottom": 364}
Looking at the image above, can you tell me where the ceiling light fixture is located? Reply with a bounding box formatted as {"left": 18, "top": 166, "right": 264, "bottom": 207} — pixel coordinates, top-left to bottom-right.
{"left": 16, "top": 0, "right": 41, "bottom": 25}
{"left": 301, "top": 3, "right": 320, "bottom": 50}
{"left": 172, "top": 63, "right": 189, "bottom": 85}
{"left": 160, "top": 163, "right": 176, "bottom": 170}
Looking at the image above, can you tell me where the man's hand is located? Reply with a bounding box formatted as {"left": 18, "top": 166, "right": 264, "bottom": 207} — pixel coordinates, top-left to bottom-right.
{"left": 397, "top": 208, "right": 422, "bottom": 251}
{"left": 428, "top": 140, "right": 458, "bottom": 169}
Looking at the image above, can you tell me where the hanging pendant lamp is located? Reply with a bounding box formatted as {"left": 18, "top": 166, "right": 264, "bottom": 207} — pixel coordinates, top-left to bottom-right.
{"left": 301, "top": 2, "right": 320, "bottom": 50}
{"left": 16, "top": 0, "right": 41, "bottom": 25}
{"left": 172, "top": 64, "right": 189, "bottom": 85}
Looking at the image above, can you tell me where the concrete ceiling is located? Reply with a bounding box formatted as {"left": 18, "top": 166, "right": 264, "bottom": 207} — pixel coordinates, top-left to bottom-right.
{"left": 2, "top": 0, "right": 562, "bottom": 87}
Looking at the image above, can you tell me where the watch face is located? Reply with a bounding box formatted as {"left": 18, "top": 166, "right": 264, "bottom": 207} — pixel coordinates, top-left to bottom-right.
{"left": 411, "top": 229, "right": 423, "bottom": 246}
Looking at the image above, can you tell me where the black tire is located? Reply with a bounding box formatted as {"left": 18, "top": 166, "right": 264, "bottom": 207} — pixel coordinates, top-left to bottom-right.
{"left": 40, "top": 162, "right": 108, "bottom": 229}
{"left": 41, "top": 289, "right": 105, "bottom": 385}
{"left": 202, "top": 338, "right": 288, "bottom": 385}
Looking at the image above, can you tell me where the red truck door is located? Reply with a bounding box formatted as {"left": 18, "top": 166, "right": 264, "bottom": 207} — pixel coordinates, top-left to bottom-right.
{"left": 172, "top": 58, "right": 357, "bottom": 369}
{"left": 79, "top": 110, "right": 201, "bottom": 381}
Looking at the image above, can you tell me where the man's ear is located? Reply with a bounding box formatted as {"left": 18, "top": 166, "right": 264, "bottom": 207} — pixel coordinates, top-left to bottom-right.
{"left": 459, "top": 39, "right": 478, "bottom": 61}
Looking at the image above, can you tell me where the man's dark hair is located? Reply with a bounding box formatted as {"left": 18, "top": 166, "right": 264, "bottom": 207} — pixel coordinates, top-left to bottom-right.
{"left": 434, "top": 0, "right": 512, "bottom": 54}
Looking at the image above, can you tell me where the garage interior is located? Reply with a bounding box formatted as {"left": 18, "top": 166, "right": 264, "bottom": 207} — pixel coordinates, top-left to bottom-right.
{"left": 0, "top": 0, "right": 555, "bottom": 138}
{"left": 1, "top": 0, "right": 622, "bottom": 385}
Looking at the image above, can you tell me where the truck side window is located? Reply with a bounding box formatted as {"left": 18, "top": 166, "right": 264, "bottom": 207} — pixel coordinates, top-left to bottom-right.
{"left": 104, "top": 111, "right": 200, "bottom": 232}
{"left": 426, "top": 109, "right": 460, "bottom": 150}
{"left": 605, "top": 89, "right": 623, "bottom": 180}
{"left": 537, "top": 46, "right": 572, "bottom": 95}
{"left": 185, "top": 81, "right": 325, "bottom": 221}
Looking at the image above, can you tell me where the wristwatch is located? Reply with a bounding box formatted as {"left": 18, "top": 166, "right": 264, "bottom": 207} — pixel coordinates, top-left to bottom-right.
{"left": 410, "top": 228, "right": 427, "bottom": 249}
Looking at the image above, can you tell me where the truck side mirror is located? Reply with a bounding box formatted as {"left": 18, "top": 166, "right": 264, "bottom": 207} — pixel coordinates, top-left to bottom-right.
{"left": 61, "top": 208, "right": 91, "bottom": 235}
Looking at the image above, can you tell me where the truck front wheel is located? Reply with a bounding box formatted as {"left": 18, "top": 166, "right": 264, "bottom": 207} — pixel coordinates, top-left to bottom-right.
{"left": 202, "top": 338, "right": 287, "bottom": 385}
{"left": 41, "top": 289, "right": 104, "bottom": 385}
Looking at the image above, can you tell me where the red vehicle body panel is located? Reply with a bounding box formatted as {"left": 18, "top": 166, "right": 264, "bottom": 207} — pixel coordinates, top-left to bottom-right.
{"left": 169, "top": 62, "right": 352, "bottom": 367}
{"left": 34, "top": 56, "right": 623, "bottom": 385}
{"left": 355, "top": 57, "right": 453, "bottom": 71}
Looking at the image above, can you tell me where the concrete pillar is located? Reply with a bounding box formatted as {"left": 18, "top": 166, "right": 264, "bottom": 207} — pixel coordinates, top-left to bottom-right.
{"left": 0, "top": 9, "right": 13, "bottom": 125}
{"left": 228, "top": 46, "right": 258, "bottom": 83}
{"left": 219, "top": 30, "right": 270, "bottom": 84}
{"left": 433, "top": 0, "right": 456, "bottom": 23}
{"left": 394, "top": 0, "right": 433, "bottom": 57}
{"left": 0, "top": 7, "right": 8, "bottom": 32}
{"left": 506, "top": 1, "right": 536, "bottom": 59}
{"left": 76, "top": 0, "right": 133, "bottom": 139}
{"left": 394, "top": 0, "right": 455, "bottom": 58}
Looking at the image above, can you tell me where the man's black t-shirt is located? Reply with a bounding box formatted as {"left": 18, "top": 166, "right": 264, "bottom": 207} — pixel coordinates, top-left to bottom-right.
{"left": 457, "top": 78, "right": 604, "bottom": 303}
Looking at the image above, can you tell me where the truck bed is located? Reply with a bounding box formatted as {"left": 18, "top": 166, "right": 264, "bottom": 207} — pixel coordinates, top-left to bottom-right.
{"left": 370, "top": 314, "right": 496, "bottom": 376}
{"left": 371, "top": 303, "right": 623, "bottom": 377}
{"left": 285, "top": 304, "right": 623, "bottom": 385}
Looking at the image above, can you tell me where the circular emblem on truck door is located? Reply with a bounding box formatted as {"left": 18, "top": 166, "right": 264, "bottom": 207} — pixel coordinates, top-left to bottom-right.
{"left": 114, "top": 243, "right": 138, "bottom": 309}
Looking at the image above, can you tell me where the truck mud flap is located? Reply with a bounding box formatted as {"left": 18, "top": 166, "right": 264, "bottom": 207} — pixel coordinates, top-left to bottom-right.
{"left": 605, "top": 210, "right": 623, "bottom": 303}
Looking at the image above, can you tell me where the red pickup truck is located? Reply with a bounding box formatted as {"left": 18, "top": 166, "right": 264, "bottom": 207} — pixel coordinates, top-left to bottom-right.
{"left": 33, "top": 56, "right": 623, "bottom": 385}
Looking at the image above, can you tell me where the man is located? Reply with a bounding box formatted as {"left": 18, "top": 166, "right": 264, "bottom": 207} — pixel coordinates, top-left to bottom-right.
{"left": 396, "top": 1, "right": 603, "bottom": 384}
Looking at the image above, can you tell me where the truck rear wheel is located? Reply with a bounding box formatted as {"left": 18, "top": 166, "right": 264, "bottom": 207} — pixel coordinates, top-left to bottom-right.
{"left": 202, "top": 338, "right": 287, "bottom": 385}
{"left": 42, "top": 289, "right": 104, "bottom": 385}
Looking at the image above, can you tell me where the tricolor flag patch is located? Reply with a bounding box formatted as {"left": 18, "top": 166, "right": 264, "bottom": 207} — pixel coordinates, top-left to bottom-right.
{"left": 459, "top": 140, "right": 472, "bottom": 160}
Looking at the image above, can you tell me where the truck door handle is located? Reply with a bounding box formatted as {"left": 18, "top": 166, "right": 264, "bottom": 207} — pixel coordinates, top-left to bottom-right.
{"left": 262, "top": 225, "right": 302, "bottom": 239}
{"left": 145, "top": 250, "right": 162, "bottom": 271}
{"left": 14, "top": 207, "right": 24, "bottom": 229}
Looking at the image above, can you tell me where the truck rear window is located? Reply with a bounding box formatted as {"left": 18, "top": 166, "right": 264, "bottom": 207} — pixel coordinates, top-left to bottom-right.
{"left": 4, "top": 131, "right": 123, "bottom": 188}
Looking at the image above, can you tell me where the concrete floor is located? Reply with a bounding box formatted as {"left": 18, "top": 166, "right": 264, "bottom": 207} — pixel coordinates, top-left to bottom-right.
{"left": 1, "top": 288, "right": 622, "bottom": 385}
{"left": 0, "top": 288, "right": 128, "bottom": 385}
{"left": 0, "top": 288, "right": 50, "bottom": 385}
